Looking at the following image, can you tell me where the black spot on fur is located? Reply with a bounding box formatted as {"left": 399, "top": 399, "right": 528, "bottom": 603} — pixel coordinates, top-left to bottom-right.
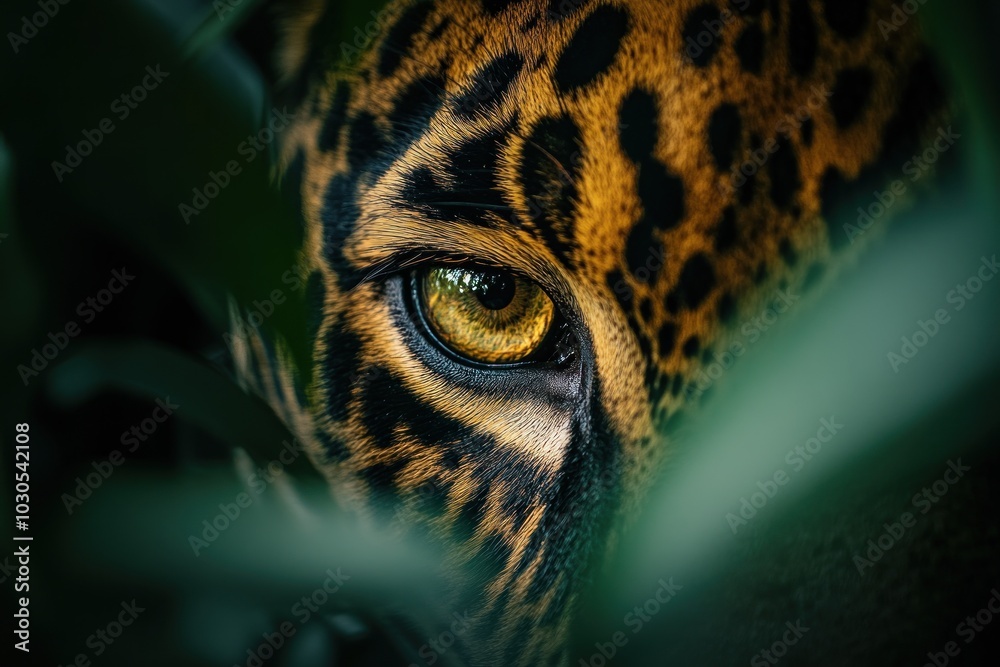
{"left": 658, "top": 322, "right": 677, "bottom": 355}
{"left": 359, "top": 458, "right": 407, "bottom": 512}
{"left": 665, "top": 290, "right": 680, "bottom": 314}
{"left": 318, "top": 81, "right": 351, "bottom": 153}
{"left": 554, "top": 5, "right": 630, "bottom": 91}
{"left": 779, "top": 238, "right": 798, "bottom": 266}
{"left": 454, "top": 51, "right": 524, "bottom": 119}
{"left": 625, "top": 161, "right": 685, "bottom": 280}
{"left": 800, "top": 117, "right": 815, "bottom": 146}
{"left": 521, "top": 115, "right": 583, "bottom": 261}
{"left": 619, "top": 89, "right": 659, "bottom": 164}
{"left": 822, "top": 0, "right": 869, "bottom": 40}
{"left": 739, "top": 172, "right": 757, "bottom": 205}
{"left": 715, "top": 206, "right": 738, "bottom": 251}
{"left": 788, "top": 0, "right": 818, "bottom": 77}
{"left": 768, "top": 137, "right": 801, "bottom": 209}
{"left": 735, "top": 24, "right": 765, "bottom": 73}
{"left": 819, "top": 167, "right": 850, "bottom": 250}
{"left": 607, "top": 270, "right": 633, "bottom": 308}
{"left": 830, "top": 67, "right": 875, "bottom": 129}
{"left": 346, "top": 112, "right": 386, "bottom": 171}
{"left": 683, "top": 4, "right": 723, "bottom": 67}
{"left": 378, "top": 1, "right": 434, "bottom": 77}
{"left": 641, "top": 162, "right": 686, "bottom": 231}
{"left": 639, "top": 297, "right": 653, "bottom": 322}
{"left": 718, "top": 292, "right": 736, "bottom": 323}
{"left": 625, "top": 229, "right": 665, "bottom": 283}
{"left": 708, "top": 103, "right": 743, "bottom": 171}
{"left": 547, "top": 0, "right": 590, "bottom": 20}
{"left": 321, "top": 321, "right": 362, "bottom": 423}
{"left": 677, "top": 253, "right": 716, "bottom": 310}
{"left": 682, "top": 336, "right": 701, "bottom": 358}
{"left": 482, "top": 0, "right": 514, "bottom": 15}
{"left": 427, "top": 17, "right": 450, "bottom": 41}
{"left": 731, "top": 0, "right": 765, "bottom": 15}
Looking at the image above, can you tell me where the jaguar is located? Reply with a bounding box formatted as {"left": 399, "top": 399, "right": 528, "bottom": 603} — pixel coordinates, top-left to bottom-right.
{"left": 235, "top": 0, "right": 949, "bottom": 663}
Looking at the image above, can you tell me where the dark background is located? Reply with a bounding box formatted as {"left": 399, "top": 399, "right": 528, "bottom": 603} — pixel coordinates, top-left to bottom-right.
{"left": 1, "top": 1, "right": 1000, "bottom": 665}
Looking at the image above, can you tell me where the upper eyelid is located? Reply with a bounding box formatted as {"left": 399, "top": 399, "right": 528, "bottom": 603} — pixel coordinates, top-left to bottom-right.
{"left": 354, "top": 251, "right": 537, "bottom": 290}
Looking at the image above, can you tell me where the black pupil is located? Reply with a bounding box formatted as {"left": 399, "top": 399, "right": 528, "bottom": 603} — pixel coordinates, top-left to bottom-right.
{"left": 470, "top": 271, "right": 516, "bottom": 310}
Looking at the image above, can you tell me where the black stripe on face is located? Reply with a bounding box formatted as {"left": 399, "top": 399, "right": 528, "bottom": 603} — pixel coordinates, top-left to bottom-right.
{"left": 453, "top": 52, "right": 524, "bottom": 120}
{"left": 321, "top": 173, "right": 362, "bottom": 284}
{"left": 346, "top": 112, "right": 388, "bottom": 172}
{"left": 553, "top": 5, "right": 630, "bottom": 92}
{"left": 378, "top": 1, "right": 434, "bottom": 77}
{"left": 520, "top": 115, "right": 583, "bottom": 263}
{"left": 318, "top": 81, "right": 351, "bottom": 153}
{"left": 400, "top": 125, "right": 513, "bottom": 226}
{"left": 359, "top": 368, "right": 480, "bottom": 451}
{"left": 320, "top": 319, "right": 363, "bottom": 424}
{"left": 388, "top": 75, "right": 448, "bottom": 148}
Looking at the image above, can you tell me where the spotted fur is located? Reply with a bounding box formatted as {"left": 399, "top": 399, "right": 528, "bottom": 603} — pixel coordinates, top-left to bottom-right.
{"left": 242, "top": 0, "right": 949, "bottom": 663}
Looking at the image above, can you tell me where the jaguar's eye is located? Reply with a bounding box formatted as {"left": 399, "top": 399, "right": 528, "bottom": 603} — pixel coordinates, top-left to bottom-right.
{"left": 416, "top": 266, "right": 556, "bottom": 365}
